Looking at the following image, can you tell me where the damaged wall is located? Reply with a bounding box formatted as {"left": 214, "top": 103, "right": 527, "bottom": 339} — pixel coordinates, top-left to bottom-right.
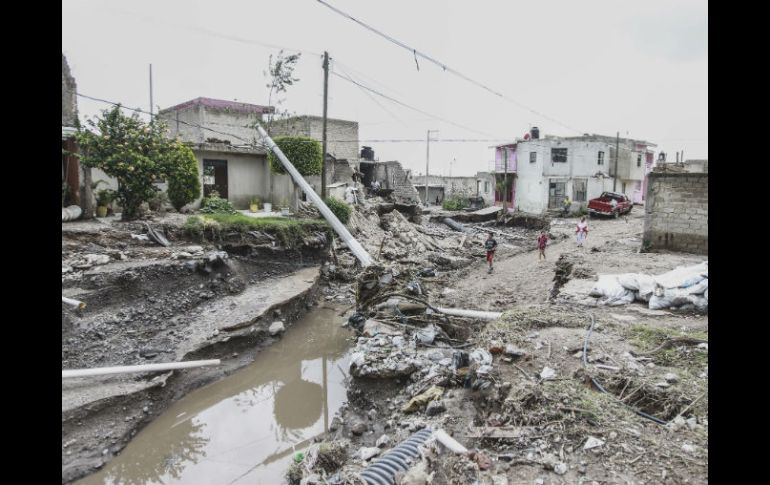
{"left": 643, "top": 172, "right": 708, "bottom": 254}
{"left": 363, "top": 161, "right": 421, "bottom": 203}
{"left": 270, "top": 116, "right": 360, "bottom": 161}
{"left": 414, "top": 173, "right": 496, "bottom": 205}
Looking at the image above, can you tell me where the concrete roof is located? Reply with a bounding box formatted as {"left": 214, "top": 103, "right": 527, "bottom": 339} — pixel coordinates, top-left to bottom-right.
{"left": 187, "top": 142, "right": 267, "bottom": 155}
{"left": 159, "top": 97, "right": 275, "bottom": 115}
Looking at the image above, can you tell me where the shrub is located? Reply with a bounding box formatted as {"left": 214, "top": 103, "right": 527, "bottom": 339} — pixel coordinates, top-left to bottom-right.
{"left": 184, "top": 214, "right": 329, "bottom": 247}
{"left": 200, "top": 192, "right": 237, "bottom": 214}
{"left": 442, "top": 196, "right": 468, "bottom": 211}
{"left": 167, "top": 143, "right": 201, "bottom": 211}
{"left": 324, "top": 197, "right": 351, "bottom": 224}
{"left": 268, "top": 136, "right": 322, "bottom": 176}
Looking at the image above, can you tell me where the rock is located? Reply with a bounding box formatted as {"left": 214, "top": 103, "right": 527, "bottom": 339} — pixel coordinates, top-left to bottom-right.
{"left": 663, "top": 372, "right": 679, "bottom": 383}
{"left": 686, "top": 417, "right": 698, "bottom": 430}
{"left": 668, "top": 416, "right": 687, "bottom": 431}
{"left": 425, "top": 400, "right": 446, "bottom": 416}
{"left": 489, "top": 340, "right": 505, "bottom": 354}
{"left": 351, "top": 421, "right": 368, "bottom": 436}
{"left": 359, "top": 446, "right": 381, "bottom": 461}
{"left": 534, "top": 479, "right": 545, "bottom": 485}
{"left": 362, "top": 319, "right": 402, "bottom": 338}
{"left": 682, "top": 443, "right": 696, "bottom": 454}
{"left": 583, "top": 436, "right": 605, "bottom": 450}
{"left": 102, "top": 448, "right": 109, "bottom": 456}
{"left": 554, "top": 462, "right": 568, "bottom": 475}
{"left": 268, "top": 321, "right": 285, "bottom": 336}
{"left": 697, "top": 343, "right": 708, "bottom": 350}
{"left": 329, "top": 417, "right": 343, "bottom": 432}
{"left": 376, "top": 434, "right": 391, "bottom": 448}
{"left": 492, "top": 475, "right": 509, "bottom": 485}
{"left": 540, "top": 367, "right": 557, "bottom": 380}
{"left": 142, "top": 406, "right": 149, "bottom": 413}
{"left": 609, "top": 431, "right": 618, "bottom": 440}
{"left": 654, "top": 381, "right": 670, "bottom": 388}
{"left": 470, "top": 348, "right": 493, "bottom": 366}
{"left": 416, "top": 324, "right": 437, "bottom": 345}
{"left": 402, "top": 386, "right": 444, "bottom": 413}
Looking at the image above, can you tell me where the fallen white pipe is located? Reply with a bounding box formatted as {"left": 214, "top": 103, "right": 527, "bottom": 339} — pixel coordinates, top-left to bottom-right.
{"left": 62, "top": 296, "right": 86, "bottom": 310}
{"left": 62, "top": 359, "right": 221, "bottom": 378}
{"left": 62, "top": 205, "right": 82, "bottom": 222}
{"left": 255, "top": 124, "right": 373, "bottom": 267}
{"left": 435, "top": 307, "right": 502, "bottom": 321}
{"left": 433, "top": 429, "right": 468, "bottom": 454}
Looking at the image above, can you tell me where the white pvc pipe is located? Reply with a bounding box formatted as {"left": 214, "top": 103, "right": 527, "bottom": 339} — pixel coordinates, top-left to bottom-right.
{"left": 435, "top": 307, "right": 502, "bottom": 321}
{"left": 256, "top": 124, "right": 373, "bottom": 267}
{"left": 62, "top": 359, "right": 221, "bottom": 378}
{"left": 62, "top": 296, "right": 86, "bottom": 310}
{"left": 433, "top": 429, "right": 468, "bottom": 454}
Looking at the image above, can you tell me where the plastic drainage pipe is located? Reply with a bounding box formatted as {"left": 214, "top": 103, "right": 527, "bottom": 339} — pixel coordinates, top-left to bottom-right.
{"left": 62, "top": 359, "right": 221, "bottom": 379}
{"left": 360, "top": 428, "right": 467, "bottom": 485}
{"left": 62, "top": 296, "right": 86, "bottom": 310}
{"left": 255, "top": 124, "right": 373, "bottom": 268}
{"left": 435, "top": 307, "right": 501, "bottom": 321}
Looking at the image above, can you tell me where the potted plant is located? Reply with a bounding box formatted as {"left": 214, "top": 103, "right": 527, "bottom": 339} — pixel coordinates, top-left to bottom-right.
{"left": 249, "top": 197, "right": 260, "bottom": 213}
{"left": 95, "top": 189, "right": 115, "bottom": 217}
{"left": 280, "top": 198, "right": 290, "bottom": 216}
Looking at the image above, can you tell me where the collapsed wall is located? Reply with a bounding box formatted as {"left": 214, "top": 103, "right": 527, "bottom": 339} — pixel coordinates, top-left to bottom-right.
{"left": 642, "top": 172, "right": 708, "bottom": 255}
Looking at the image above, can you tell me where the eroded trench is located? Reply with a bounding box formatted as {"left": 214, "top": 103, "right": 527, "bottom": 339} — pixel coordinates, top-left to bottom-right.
{"left": 77, "top": 305, "right": 355, "bottom": 485}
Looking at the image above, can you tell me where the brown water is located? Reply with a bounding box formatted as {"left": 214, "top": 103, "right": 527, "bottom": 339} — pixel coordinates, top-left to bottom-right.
{"left": 79, "top": 306, "right": 353, "bottom": 485}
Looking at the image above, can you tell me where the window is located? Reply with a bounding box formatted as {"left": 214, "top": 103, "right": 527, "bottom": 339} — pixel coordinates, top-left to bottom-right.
{"left": 551, "top": 148, "right": 567, "bottom": 163}
{"left": 484, "top": 181, "right": 489, "bottom": 193}
{"left": 597, "top": 151, "right": 605, "bottom": 165}
{"left": 573, "top": 179, "right": 587, "bottom": 202}
{"left": 637, "top": 153, "right": 642, "bottom": 167}
{"left": 530, "top": 152, "right": 537, "bottom": 163}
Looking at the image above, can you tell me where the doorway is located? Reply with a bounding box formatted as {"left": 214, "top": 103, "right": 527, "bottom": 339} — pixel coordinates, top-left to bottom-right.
{"left": 203, "top": 159, "right": 228, "bottom": 199}
{"left": 548, "top": 181, "right": 565, "bottom": 209}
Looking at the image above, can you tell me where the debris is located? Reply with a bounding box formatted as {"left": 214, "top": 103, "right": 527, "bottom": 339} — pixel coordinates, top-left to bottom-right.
{"left": 488, "top": 340, "right": 505, "bottom": 354}
{"left": 402, "top": 385, "right": 444, "bottom": 413}
{"left": 504, "top": 345, "right": 526, "bottom": 358}
{"left": 470, "top": 348, "right": 493, "bottom": 367}
{"left": 268, "top": 321, "right": 286, "bottom": 336}
{"left": 375, "top": 434, "right": 391, "bottom": 448}
{"left": 425, "top": 400, "right": 446, "bottom": 416}
{"left": 362, "top": 320, "right": 402, "bottom": 338}
{"left": 469, "top": 450, "right": 492, "bottom": 470}
{"left": 682, "top": 443, "right": 697, "bottom": 454}
{"left": 553, "top": 462, "right": 568, "bottom": 475}
{"left": 663, "top": 372, "right": 679, "bottom": 383}
{"left": 540, "top": 367, "right": 557, "bottom": 380}
{"left": 359, "top": 447, "right": 381, "bottom": 461}
{"left": 583, "top": 436, "right": 605, "bottom": 450}
{"left": 145, "top": 224, "right": 171, "bottom": 247}
{"left": 351, "top": 420, "right": 368, "bottom": 436}
{"left": 442, "top": 217, "right": 465, "bottom": 232}
{"left": 415, "top": 324, "right": 437, "bottom": 345}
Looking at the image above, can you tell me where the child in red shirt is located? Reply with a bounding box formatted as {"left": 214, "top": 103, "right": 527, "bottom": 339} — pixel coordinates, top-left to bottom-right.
{"left": 537, "top": 230, "right": 548, "bottom": 261}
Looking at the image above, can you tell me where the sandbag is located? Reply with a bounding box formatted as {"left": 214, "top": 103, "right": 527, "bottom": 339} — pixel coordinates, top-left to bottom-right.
{"left": 589, "top": 275, "right": 635, "bottom": 306}
{"left": 654, "top": 262, "right": 708, "bottom": 289}
{"left": 649, "top": 287, "right": 696, "bottom": 310}
{"left": 704, "top": 288, "right": 708, "bottom": 301}
{"left": 686, "top": 279, "right": 708, "bottom": 295}
{"left": 616, "top": 273, "right": 641, "bottom": 291}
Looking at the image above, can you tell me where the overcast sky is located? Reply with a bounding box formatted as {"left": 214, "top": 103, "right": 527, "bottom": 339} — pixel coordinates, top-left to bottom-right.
{"left": 63, "top": 0, "right": 707, "bottom": 177}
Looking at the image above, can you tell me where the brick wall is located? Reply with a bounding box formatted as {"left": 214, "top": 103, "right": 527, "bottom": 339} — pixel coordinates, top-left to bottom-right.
{"left": 642, "top": 172, "right": 708, "bottom": 254}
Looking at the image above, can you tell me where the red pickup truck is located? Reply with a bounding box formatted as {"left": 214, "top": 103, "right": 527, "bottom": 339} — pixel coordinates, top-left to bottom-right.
{"left": 587, "top": 192, "right": 633, "bottom": 218}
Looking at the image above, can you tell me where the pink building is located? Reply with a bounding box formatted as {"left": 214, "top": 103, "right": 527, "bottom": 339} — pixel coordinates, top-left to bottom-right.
{"left": 494, "top": 143, "right": 517, "bottom": 211}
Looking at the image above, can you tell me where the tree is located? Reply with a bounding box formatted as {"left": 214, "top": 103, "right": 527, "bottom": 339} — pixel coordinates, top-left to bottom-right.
{"left": 263, "top": 50, "right": 302, "bottom": 134}
{"left": 76, "top": 106, "right": 200, "bottom": 220}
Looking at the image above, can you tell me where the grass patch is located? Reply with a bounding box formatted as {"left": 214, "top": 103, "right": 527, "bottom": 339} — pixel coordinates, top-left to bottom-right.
{"left": 627, "top": 325, "right": 708, "bottom": 371}
{"left": 184, "top": 213, "right": 330, "bottom": 247}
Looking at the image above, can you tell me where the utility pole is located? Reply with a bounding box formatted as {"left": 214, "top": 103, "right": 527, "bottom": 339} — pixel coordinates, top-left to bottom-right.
{"left": 424, "top": 130, "right": 438, "bottom": 205}
{"left": 149, "top": 64, "right": 154, "bottom": 118}
{"left": 321, "top": 52, "right": 329, "bottom": 199}
{"left": 613, "top": 131, "right": 619, "bottom": 192}
{"left": 502, "top": 148, "right": 509, "bottom": 212}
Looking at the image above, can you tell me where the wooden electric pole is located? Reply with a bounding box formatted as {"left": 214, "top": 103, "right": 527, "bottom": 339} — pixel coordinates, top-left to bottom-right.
{"left": 321, "top": 52, "right": 329, "bottom": 199}
{"left": 613, "top": 132, "right": 619, "bottom": 192}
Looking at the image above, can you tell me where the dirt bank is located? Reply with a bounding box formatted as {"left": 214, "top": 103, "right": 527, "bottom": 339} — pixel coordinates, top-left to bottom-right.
{"left": 62, "top": 214, "right": 337, "bottom": 483}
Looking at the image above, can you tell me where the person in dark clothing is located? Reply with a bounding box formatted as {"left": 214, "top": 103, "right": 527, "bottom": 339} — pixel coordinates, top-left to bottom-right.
{"left": 484, "top": 232, "right": 498, "bottom": 274}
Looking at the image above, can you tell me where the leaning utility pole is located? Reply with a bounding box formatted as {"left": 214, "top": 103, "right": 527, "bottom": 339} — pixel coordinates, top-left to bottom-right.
{"left": 321, "top": 51, "right": 330, "bottom": 199}
{"left": 613, "top": 131, "right": 620, "bottom": 192}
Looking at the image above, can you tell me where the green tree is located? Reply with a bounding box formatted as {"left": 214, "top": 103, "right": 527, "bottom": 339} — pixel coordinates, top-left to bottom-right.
{"left": 268, "top": 136, "right": 322, "bottom": 176}
{"left": 76, "top": 106, "right": 200, "bottom": 220}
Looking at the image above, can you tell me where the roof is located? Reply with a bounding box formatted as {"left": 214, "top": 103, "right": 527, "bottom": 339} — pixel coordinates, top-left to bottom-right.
{"left": 62, "top": 126, "right": 77, "bottom": 140}
{"left": 186, "top": 141, "right": 267, "bottom": 155}
{"left": 275, "top": 115, "right": 358, "bottom": 126}
{"left": 159, "top": 97, "right": 274, "bottom": 115}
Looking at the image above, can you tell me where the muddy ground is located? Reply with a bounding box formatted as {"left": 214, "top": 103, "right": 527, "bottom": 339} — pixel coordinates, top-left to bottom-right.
{"left": 312, "top": 208, "right": 707, "bottom": 485}
{"left": 62, "top": 213, "right": 339, "bottom": 483}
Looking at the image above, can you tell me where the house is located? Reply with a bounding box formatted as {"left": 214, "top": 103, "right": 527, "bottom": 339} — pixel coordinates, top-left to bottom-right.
{"left": 158, "top": 97, "right": 277, "bottom": 209}
{"left": 62, "top": 54, "right": 87, "bottom": 212}
{"left": 357, "top": 146, "right": 422, "bottom": 203}
{"left": 413, "top": 172, "right": 496, "bottom": 206}
{"left": 493, "top": 130, "right": 657, "bottom": 214}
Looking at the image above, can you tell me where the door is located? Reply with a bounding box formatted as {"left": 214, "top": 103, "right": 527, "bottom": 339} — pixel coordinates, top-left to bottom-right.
{"left": 203, "top": 159, "right": 228, "bottom": 199}
{"left": 548, "top": 181, "right": 565, "bottom": 209}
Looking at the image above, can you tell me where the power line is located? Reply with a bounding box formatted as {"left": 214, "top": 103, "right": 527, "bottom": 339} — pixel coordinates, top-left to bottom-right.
{"left": 315, "top": 0, "right": 583, "bottom": 134}
{"left": 331, "top": 70, "right": 501, "bottom": 139}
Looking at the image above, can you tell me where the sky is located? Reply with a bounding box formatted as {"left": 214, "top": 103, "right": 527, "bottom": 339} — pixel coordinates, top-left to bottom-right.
{"left": 62, "top": 0, "right": 708, "bottom": 177}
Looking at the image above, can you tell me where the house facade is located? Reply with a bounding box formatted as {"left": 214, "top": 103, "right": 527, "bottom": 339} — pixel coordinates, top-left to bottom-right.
{"left": 413, "top": 172, "right": 496, "bottom": 206}
{"left": 493, "top": 131, "right": 657, "bottom": 214}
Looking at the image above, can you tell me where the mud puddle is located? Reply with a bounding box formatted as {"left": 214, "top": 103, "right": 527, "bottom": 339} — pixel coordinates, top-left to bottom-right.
{"left": 78, "top": 305, "right": 353, "bottom": 485}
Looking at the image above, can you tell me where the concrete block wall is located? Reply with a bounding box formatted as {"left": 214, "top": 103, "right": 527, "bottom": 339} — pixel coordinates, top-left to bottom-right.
{"left": 642, "top": 172, "right": 708, "bottom": 254}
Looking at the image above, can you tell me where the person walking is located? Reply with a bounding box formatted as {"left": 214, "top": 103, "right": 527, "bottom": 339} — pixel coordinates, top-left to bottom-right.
{"left": 576, "top": 217, "right": 589, "bottom": 247}
{"left": 537, "top": 230, "right": 549, "bottom": 261}
{"left": 562, "top": 196, "right": 572, "bottom": 217}
{"left": 484, "top": 232, "right": 498, "bottom": 274}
